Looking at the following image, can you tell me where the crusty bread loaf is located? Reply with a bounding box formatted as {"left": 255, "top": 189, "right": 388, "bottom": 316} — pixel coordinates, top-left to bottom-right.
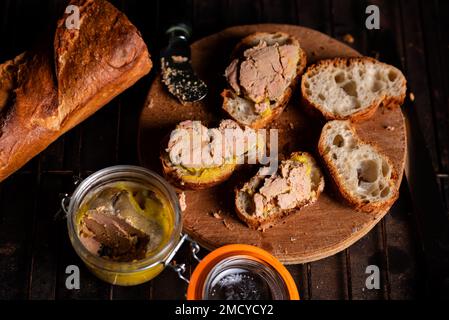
{"left": 318, "top": 120, "right": 398, "bottom": 213}
{"left": 235, "top": 152, "right": 324, "bottom": 231}
{"left": 222, "top": 32, "right": 307, "bottom": 129}
{"left": 0, "top": 0, "right": 152, "bottom": 182}
{"left": 161, "top": 119, "right": 265, "bottom": 190}
{"left": 301, "top": 57, "right": 406, "bottom": 121}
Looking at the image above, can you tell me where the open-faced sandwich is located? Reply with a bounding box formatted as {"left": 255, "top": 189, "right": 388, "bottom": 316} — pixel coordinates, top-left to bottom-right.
{"left": 301, "top": 57, "right": 406, "bottom": 121}
{"left": 222, "top": 32, "right": 307, "bottom": 129}
{"left": 161, "top": 119, "right": 266, "bottom": 189}
{"left": 318, "top": 120, "right": 399, "bottom": 213}
{"left": 235, "top": 152, "right": 324, "bottom": 231}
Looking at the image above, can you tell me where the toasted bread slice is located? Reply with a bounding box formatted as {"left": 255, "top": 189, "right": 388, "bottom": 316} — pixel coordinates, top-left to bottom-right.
{"left": 161, "top": 154, "right": 236, "bottom": 190}
{"left": 161, "top": 119, "right": 265, "bottom": 190}
{"left": 235, "top": 152, "right": 324, "bottom": 231}
{"left": 301, "top": 57, "right": 406, "bottom": 121}
{"left": 318, "top": 120, "right": 398, "bottom": 213}
{"left": 222, "top": 32, "right": 307, "bottom": 129}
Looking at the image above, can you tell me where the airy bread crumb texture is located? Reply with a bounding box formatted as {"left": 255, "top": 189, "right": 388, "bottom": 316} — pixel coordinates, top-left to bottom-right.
{"left": 302, "top": 57, "right": 406, "bottom": 120}
{"left": 319, "top": 120, "right": 397, "bottom": 212}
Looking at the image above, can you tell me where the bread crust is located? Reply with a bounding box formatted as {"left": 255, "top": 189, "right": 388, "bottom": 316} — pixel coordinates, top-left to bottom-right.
{"left": 160, "top": 151, "right": 236, "bottom": 190}
{"left": 221, "top": 88, "right": 292, "bottom": 129}
{"left": 222, "top": 32, "right": 307, "bottom": 129}
{"left": 234, "top": 152, "right": 324, "bottom": 231}
{"left": 301, "top": 57, "right": 406, "bottom": 122}
{"left": 317, "top": 121, "right": 399, "bottom": 213}
{"left": 0, "top": 0, "right": 152, "bottom": 182}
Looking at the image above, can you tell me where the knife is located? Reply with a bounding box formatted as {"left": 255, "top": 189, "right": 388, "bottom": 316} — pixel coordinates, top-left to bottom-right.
{"left": 160, "top": 23, "right": 208, "bottom": 104}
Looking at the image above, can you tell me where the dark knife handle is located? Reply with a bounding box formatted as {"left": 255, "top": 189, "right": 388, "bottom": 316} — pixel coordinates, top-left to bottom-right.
{"left": 162, "top": 23, "right": 192, "bottom": 59}
{"left": 166, "top": 23, "right": 192, "bottom": 41}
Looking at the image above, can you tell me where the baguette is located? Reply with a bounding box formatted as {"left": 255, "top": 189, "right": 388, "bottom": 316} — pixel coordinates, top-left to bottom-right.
{"left": 222, "top": 32, "right": 307, "bottom": 129}
{"left": 235, "top": 152, "right": 324, "bottom": 231}
{"left": 161, "top": 119, "right": 265, "bottom": 190}
{"left": 301, "top": 57, "right": 406, "bottom": 121}
{"left": 318, "top": 120, "right": 398, "bottom": 213}
{"left": 0, "top": 0, "right": 152, "bottom": 182}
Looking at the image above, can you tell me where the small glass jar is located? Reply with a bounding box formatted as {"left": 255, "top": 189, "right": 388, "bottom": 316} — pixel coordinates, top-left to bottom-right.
{"left": 65, "top": 165, "right": 182, "bottom": 286}
{"left": 187, "top": 244, "right": 299, "bottom": 300}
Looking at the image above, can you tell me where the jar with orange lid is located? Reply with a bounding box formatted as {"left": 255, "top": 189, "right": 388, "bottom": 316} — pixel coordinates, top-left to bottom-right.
{"left": 63, "top": 165, "right": 299, "bottom": 299}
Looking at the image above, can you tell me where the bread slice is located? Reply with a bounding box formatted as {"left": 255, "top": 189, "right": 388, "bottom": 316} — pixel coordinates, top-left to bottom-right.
{"left": 318, "top": 120, "right": 398, "bottom": 213}
{"left": 161, "top": 119, "right": 265, "bottom": 190}
{"left": 161, "top": 154, "right": 236, "bottom": 190}
{"left": 222, "top": 32, "right": 307, "bottom": 129}
{"left": 235, "top": 152, "right": 324, "bottom": 231}
{"left": 301, "top": 57, "right": 406, "bottom": 121}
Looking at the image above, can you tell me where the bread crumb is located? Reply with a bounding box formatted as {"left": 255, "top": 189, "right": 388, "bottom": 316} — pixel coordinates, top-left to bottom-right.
{"left": 146, "top": 99, "right": 154, "bottom": 109}
{"left": 289, "top": 123, "right": 295, "bottom": 130}
{"left": 178, "top": 192, "right": 186, "bottom": 211}
{"left": 385, "top": 125, "right": 395, "bottom": 131}
{"left": 343, "top": 34, "right": 355, "bottom": 44}
{"left": 290, "top": 237, "right": 297, "bottom": 242}
{"left": 222, "top": 219, "right": 234, "bottom": 230}
{"left": 409, "top": 92, "right": 415, "bottom": 102}
{"left": 211, "top": 210, "right": 223, "bottom": 220}
{"left": 172, "top": 55, "right": 188, "bottom": 63}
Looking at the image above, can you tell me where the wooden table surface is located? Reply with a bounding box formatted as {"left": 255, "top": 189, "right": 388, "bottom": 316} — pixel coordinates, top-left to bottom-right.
{"left": 0, "top": 0, "right": 448, "bottom": 300}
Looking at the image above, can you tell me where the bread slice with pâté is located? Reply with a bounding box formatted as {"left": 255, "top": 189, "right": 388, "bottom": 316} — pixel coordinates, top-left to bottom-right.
{"left": 235, "top": 152, "right": 324, "bottom": 231}
{"left": 161, "top": 119, "right": 266, "bottom": 190}
{"left": 222, "top": 32, "right": 307, "bottom": 129}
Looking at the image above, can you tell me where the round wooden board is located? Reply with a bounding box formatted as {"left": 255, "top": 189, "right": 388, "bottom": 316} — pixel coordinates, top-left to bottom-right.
{"left": 138, "top": 24, "right": 406, "bottom": 264}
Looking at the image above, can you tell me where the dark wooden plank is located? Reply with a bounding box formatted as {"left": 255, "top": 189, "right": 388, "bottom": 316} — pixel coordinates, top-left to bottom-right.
{"left": 392, "top": 0, "right": 449, "bottom": 298}
{"left": 331, "top": 0, "right": 367, "bottom": 54}
{"left": 150, "top": 244, "right": 191, "bottom": 300}
{"left": 286, "top": 264, "right": 309, "bottom": 299}
{"left": 193, "top": 0, "right": 227, "bottom": 39}
{"left": 308, "top": 253, "right": 348, "bottom": 299}
{"left": 395, "top": 0, "right": 440, "bottom": 172}
{"left": 260, "top": 0, "right": 297, "bottom": 24}
{"left": 27, "top": 174, "right": 63, "bottom": 300}
{"left": 79, "top": 103, "right": 121, "bottom": 171}
{"left": 358, "top": 0, "right": 422, "bottom": 300}
{"left": 420, "top": 0, "right": 449, "bottom": 212}
{"left": 384, "top": 183, "right": 420, "bottom": 299}
{"left": 422, "top": 0, "right": 449, "bottom": 172}
{"left": 347, "top": 225, "right": 384, "bottom": 300}
{"left": 0, "top": 175, "right": 36, "bottom": 299}
{"left": 221, "top": 0, "right": 262, "bottom": 27}
{"left": 296, "top": 0, "right": 331, "bottom": 34}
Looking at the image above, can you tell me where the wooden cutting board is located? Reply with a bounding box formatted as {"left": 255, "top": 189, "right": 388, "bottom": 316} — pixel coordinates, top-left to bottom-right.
{"left": 138, "top": 24, "right": 406, "bottom": 264}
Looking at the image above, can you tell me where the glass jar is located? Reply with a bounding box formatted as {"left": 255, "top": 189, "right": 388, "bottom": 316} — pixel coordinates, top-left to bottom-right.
{"left": 187, "top": 244, "right": 299, "bottom": 300}
{"left": 65, "top": 165, "right": 182, "bottom": 286}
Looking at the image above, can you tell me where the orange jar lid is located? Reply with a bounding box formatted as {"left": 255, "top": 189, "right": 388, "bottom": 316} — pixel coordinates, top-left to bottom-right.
{"left": 187, "top": 244, "right": 299, "bottom": 300}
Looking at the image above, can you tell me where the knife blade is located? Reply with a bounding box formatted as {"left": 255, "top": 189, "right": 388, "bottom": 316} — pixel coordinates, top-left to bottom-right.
{"left": 160, "top": 23, "right": 208, "bottom": 104}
